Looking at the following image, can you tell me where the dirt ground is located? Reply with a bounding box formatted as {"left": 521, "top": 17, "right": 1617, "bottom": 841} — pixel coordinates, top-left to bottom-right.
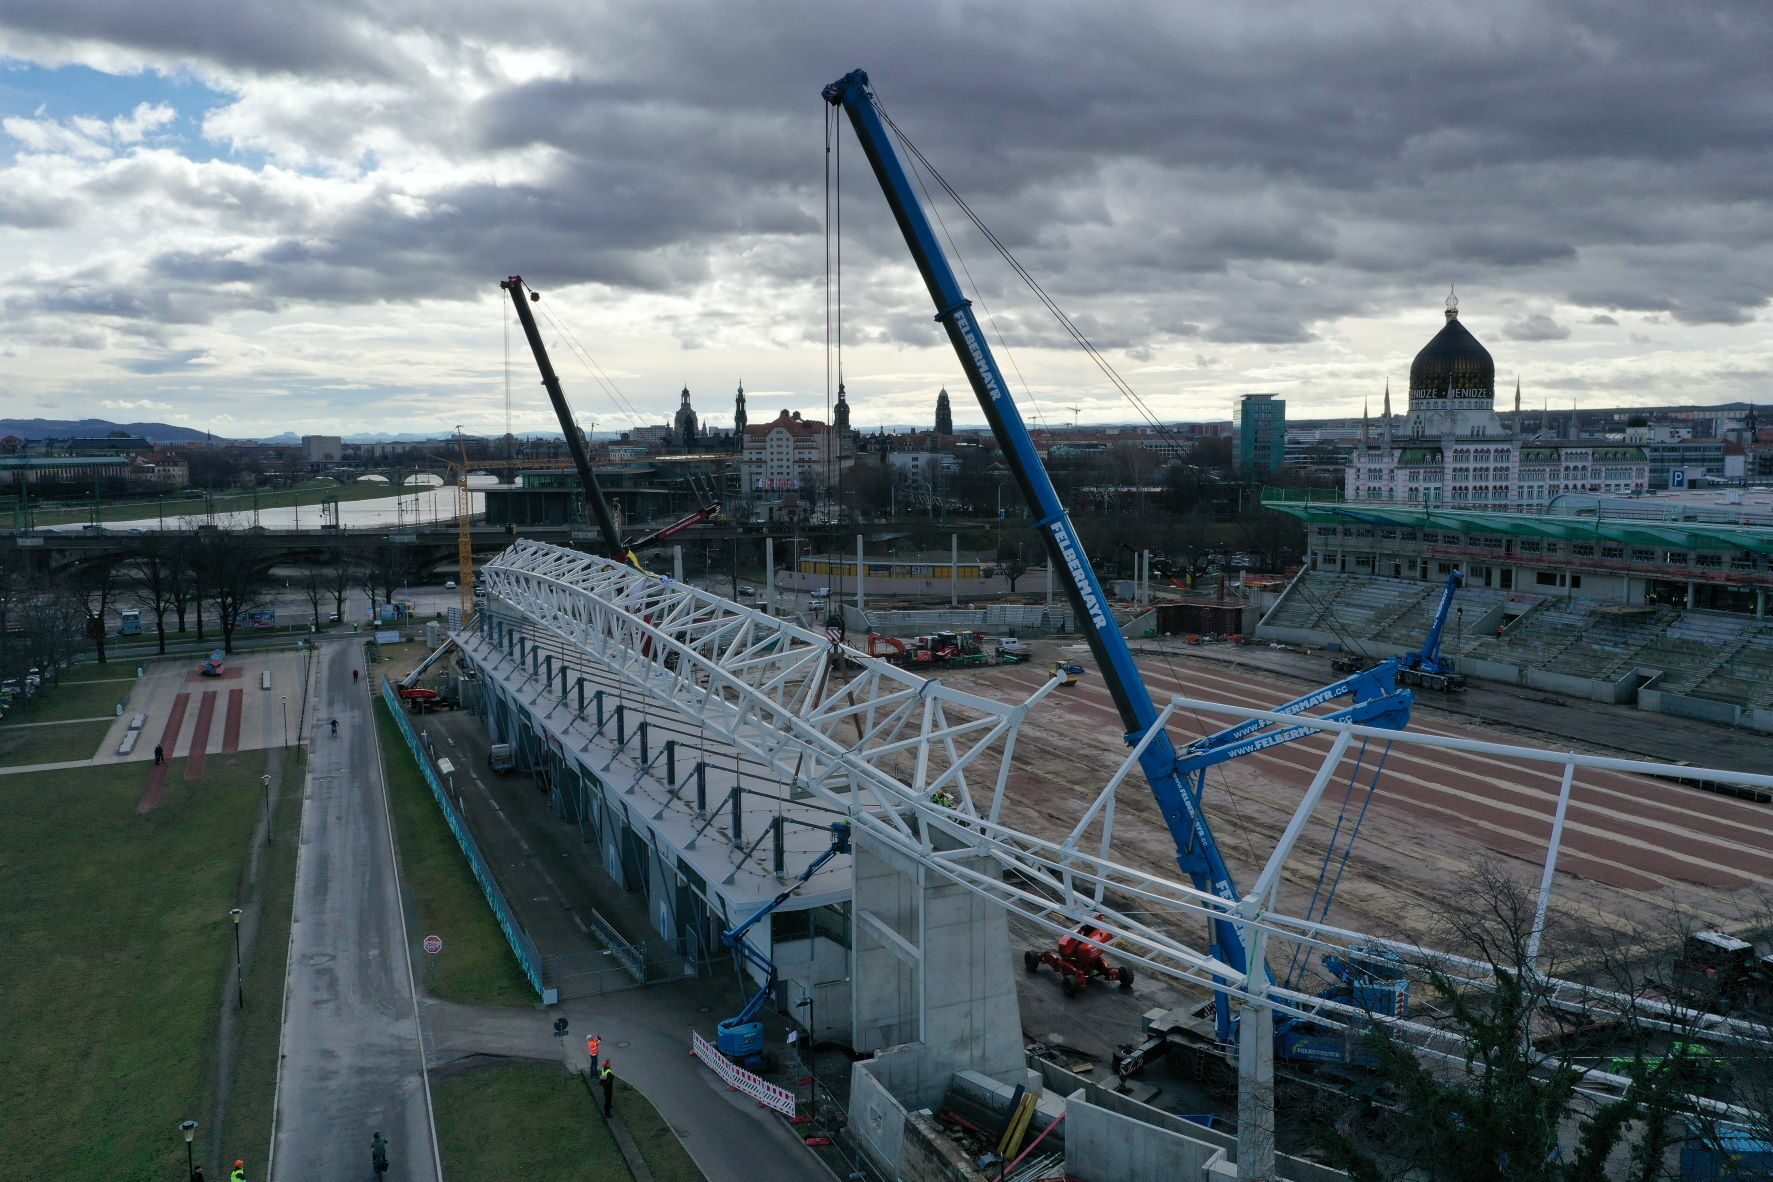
{"left": 922, "top": 635, "right": 1773, "bottom": 982}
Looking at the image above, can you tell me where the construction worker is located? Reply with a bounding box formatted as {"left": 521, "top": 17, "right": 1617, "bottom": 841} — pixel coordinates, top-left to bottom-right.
{"left": 371, "top": 1131, "right": 389, "bottom": 1175}
{"left": 600, "top": 1061, "right": 615, "bottom": 1117}
{"left": 229, "top": 1159, "right": 246, "bottom": 1182}
{"left": 585, "top": 1034, "right": 601, "bottom": 1075}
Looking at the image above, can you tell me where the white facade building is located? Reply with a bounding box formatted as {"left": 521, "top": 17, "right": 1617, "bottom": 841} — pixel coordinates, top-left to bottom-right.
{"left": 1346, "top": 292, "right": 1647, "bottom": 508}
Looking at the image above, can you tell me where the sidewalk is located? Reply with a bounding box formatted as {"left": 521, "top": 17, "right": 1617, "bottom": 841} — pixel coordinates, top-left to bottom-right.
{"left": 423, "top": 980, "right": 833, "bottom": 1182}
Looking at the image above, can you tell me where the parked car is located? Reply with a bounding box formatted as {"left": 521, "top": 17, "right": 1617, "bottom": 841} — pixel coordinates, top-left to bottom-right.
{"left": 444, "top": 579, "right": 457, "bottom": 589}
{"left": 736, "top": 584, "right": 756, "bottom": 597}
{"left": 810, "top": 587, "right": 831, "bottom": 599}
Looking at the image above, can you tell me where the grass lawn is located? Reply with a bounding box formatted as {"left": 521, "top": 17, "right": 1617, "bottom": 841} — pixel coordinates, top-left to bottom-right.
{"left": 2, "top": 672, "right": 138, "bottom": 722}
{"left": 433, "top": 1064, "right": 705, "bottom": 1182}
{"left": 375, "top": 699, "right": 535, "bottom": 1007}
{"left": 0, "top": 752, "right": 282, "bottom": 1179}
{"left": 0, "top": 718, "right": 116, "bottom": 767}
{"left": 216, "top": 750, "right": 302, "bottom": 1171}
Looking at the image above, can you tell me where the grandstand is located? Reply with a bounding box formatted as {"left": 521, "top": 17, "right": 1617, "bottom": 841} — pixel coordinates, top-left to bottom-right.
{"left": 1258, "top": 488, "right": 1773, "bottom": 731}
{"left": 1257, "top": 571, "right": 1773, "bottom": 731}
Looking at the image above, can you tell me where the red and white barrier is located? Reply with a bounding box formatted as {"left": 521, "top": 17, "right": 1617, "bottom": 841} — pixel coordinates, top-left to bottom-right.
{"left": 690, "top": 1031, "right": 797, "bottom": 1118}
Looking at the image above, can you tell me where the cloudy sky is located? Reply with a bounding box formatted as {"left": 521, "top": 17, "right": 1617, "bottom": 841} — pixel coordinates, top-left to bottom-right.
{"left": 2, "top": 1, "right": 1770, "bottom": 440}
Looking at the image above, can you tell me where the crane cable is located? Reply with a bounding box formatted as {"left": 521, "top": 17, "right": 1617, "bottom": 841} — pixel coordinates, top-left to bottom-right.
{"left": 530, "top": 297, "right": 649, "bottom": 433}
{"left": 874, "top": 98, "right": 1051, "bottom": 435}
{"left": 874, "top": 100, "right": 1190, "bottom": 454}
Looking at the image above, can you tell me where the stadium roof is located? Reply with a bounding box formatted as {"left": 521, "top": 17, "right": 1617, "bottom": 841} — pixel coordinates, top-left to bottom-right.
{"left": 1263, "top": 488, "right": 1773, "bottom": 553}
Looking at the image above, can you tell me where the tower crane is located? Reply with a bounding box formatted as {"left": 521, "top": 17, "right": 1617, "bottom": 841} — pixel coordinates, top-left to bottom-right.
{"left": 823, "top": 72, "right": 1459, "bottom": 1153}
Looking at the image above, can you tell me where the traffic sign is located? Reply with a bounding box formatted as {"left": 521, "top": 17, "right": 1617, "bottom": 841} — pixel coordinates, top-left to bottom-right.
{"left": 423, "top": 934, "right": 443, "bottom": 955}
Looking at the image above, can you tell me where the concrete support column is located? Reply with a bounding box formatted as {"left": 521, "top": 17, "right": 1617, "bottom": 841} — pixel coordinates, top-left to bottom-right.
{"left": 950, "top": 534, "right": 959, "bottom": 607}
{"left": 857, "top": 534, "right": 866, "bottom": 615}
{"left": 1688, "top": 581, "right": 1698, "bottom": 609}
{"left": 1757, "top": 588, "right": 1766, "bottom": 618}
{"left": 1045, "top": 562, "right": 1054, "bottom": 611}
{"left": 765, "top": 536, "right": 776, "bottom": 614}
{"left": 673, "top": 545, "right": 683, "bottom": 582}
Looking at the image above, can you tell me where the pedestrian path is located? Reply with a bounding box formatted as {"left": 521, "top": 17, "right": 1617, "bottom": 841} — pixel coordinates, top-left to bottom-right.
{"left": 422, "top": 983, "right": 831, "bottom": 1182}
{"left": 0, "top": 715, "right": 116, "bottom": 727}
{"left": 0, "top": 758, "right": 98, "bottom": 776}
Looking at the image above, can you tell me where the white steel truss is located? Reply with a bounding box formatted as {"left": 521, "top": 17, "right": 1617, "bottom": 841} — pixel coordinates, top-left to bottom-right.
{"left": 479, "top": 540, "right": 1773, "bottom": 1126}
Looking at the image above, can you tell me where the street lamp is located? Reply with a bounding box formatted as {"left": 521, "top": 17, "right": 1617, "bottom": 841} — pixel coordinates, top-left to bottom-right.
{"left": 179, "top": 1118, "right": 198, "bottom": 1180}
{"left": 229, "top": 908, "right": 244, "bottom": 1009}
{"left": 794, "top": 996, "right": 816, "bottom": 1119}
{"left": 260, "top": 774, "right": 273, "bottom": 845}
{"left": 280, "top": 696, "right": 288, "bottom": 749}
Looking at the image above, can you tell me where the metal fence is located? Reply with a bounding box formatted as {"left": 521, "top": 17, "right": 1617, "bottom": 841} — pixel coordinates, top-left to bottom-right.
{"left": 379, "top": 677, "right": 557, "bottom": 1004}
{"left": 542, "top": 932, "right": 702, "bottom": 1000}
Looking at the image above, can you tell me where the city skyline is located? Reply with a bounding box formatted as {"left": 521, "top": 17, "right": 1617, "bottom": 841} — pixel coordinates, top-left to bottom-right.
{"left": 2, "top": 3, "right": 1770, "bottom": 438}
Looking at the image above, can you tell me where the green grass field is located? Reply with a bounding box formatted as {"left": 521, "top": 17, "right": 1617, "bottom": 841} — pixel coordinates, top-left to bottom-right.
{"left": 0, "top": 718, "right": 116, "bottom": 767}
{"left": 0, "top": 751, "right": 287, "bottom": 1180}
{"left": 375, "top": 699, "right": 536, "bottom": 1008}
{"left": 433, "top": 1064, "right": 704, "bottom": 1182}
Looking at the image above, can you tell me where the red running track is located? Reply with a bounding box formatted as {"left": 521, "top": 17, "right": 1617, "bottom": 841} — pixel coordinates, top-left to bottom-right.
{"left": 980, "top": 658, "right": 1773, "bottom": 895}
{"left": 222, "top": 688, "right": 243, "bottom": 754}
{"left": 184, "top": 691, "right": 216, "bottom": 781}
{"left": 136, "top": 691, "right": 190, "bottom": 814}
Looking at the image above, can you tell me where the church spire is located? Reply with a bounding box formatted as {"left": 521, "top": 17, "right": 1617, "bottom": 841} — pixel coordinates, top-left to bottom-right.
{"left": 1381, "top": 380, "right": 1393, "bottom": 449}
{"left": 1362, "top": 397, "right": 1371, "bottom": 449}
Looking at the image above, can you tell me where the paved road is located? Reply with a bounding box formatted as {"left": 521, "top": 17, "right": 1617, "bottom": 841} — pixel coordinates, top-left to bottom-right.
{"left": 271, "top": 642, "right": 440, "bottom": 1181}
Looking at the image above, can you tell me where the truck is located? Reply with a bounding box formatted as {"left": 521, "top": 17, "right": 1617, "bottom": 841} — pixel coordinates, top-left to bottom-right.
{"left": 488, "top": 743, "right": 515, "bottom": 773}
{"left": 119, "top": 608, "right": 142, "bottom": 637}
{"left": 1668, "top": 930, "right": 1773, "bottom": 1012}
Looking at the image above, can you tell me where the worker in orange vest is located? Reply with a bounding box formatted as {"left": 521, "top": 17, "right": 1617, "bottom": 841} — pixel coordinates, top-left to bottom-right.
{"left": 586, "top": 1034, "right": 602, "bottom": 1075}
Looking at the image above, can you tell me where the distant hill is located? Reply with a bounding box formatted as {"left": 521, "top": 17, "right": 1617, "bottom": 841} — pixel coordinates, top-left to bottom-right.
{"left": 0, "top": 417, "right": 215, "bottom": 443}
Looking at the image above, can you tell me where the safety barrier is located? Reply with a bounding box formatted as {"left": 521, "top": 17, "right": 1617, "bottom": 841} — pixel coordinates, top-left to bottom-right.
{"left": 690, "top": 1031, "right": 797, "bottom": 1117}
{"left": 379, "top": 677, "right": 557, "bottom": 1004}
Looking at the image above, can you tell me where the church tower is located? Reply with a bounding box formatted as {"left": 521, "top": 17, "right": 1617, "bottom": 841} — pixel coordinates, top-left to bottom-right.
{"left": 834, "top": 382, "right": 851, "bottom": 434}
{"left": 733, "top": 382, "right": 747, "bottom": 447}
{"left": 935, "top": 387, "right": 953, "bottom": 436}
{"left": 674, "top": 386, "right": 698, "bottom": 449}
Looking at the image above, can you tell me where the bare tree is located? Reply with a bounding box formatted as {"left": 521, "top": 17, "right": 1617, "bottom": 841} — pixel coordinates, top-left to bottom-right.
{"left": 322, "top": 548, "right": 357, "bottom": 623}
{"left": 192, "top": 532, "right": 274, "bottom": 654}
{"left": 299, "top": 563, "right": 326, "bottom": 629}
{"left": 124, "top": 535, "right": 181, "bottom": 654}
{"left": 71, "top": 557, "right": 125, "bottom": 664}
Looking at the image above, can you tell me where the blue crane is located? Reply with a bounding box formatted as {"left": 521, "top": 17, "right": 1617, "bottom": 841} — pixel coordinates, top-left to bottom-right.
{"left": 1396, "top": 569, "right": 1469, "bottom": 691}
{"left": 822, "top": 70, "right": 1439, "bottom": 1049}
{"left": 716, "top": 821, "right": 852, "bottom": 1065}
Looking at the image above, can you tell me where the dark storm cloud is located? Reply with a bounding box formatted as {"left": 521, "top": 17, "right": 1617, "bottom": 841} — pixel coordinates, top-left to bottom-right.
{"left": 3, "top": 0, "right": 1772, "bottom": 353}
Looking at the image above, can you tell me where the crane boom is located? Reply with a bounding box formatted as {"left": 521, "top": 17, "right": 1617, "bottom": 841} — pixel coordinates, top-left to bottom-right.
{"left": 823, "top": 69, "right": 1251, "bottom": 992}
{"left": 499, "top": 275, "right": 625, "bottom": 556}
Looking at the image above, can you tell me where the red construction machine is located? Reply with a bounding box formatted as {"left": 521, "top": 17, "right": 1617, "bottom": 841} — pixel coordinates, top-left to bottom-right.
{"left": 1023, "top": 916, "right": 1136, "bottom": 997}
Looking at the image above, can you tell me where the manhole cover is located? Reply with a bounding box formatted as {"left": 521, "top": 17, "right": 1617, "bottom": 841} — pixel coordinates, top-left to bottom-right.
{"left": 301, "top": 952, "right": 336, "bottom": 966}
{"left": 617, "top": 1040, "right": 632, "bottom": 1048}
{"left": 697, "top": 1006, "right": 711, "bottom": 1014}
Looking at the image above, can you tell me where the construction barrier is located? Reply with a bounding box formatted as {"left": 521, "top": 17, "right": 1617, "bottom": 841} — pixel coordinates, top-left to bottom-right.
{"left": 690, "top": 1031, "right": 797, "bottom": 1118}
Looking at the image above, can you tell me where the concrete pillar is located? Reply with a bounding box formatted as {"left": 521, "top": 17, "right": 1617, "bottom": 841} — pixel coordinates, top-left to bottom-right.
{"left": 766, "top": 535, "right": 776, "bottom": 614}
{"left": 673, "top": 544, "right": 684, "bottom": 582}
{"left": 951, "top": 533, "right": 959, "bottom": 607}
{"left": 851, "top": 830, "right": 1022, "bottom": 1083}
{"left": 857, "top": 533, "right": 866, "bottom": 616}
{"left": 1688, "top": 581, "right": 1698, "bottom": 609}
{"left": 1758, "top": 588, "right": 1766, "bottom": 618}
{"left": 1045, "top": 562, "right": 1054, "bottom": 611}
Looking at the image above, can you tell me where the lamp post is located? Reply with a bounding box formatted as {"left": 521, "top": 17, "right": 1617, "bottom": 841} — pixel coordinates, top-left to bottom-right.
{"left": 229, "top": 908, "right": 244, "bottom": 1009}
{"left": 794, "top": 996, "right": 816, "bottom": 1119}
{"left": 280, "top": 696, "right": 288, "bottom": 749}
{"left": 260, "top": 774, "right": 273, "bottom": 845}
{"left": 180, "top": 1118, "right": 198, "bottom": 1180}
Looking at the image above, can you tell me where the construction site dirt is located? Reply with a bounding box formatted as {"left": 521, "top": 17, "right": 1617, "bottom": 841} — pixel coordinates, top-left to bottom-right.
{"left": 927, "top": 635, "right": 1773, "bottom": 981}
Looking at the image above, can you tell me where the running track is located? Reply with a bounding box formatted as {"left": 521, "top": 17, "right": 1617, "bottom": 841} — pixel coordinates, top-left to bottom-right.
{"left": 977, "top": 658, "right": 1773, "bottom": 896}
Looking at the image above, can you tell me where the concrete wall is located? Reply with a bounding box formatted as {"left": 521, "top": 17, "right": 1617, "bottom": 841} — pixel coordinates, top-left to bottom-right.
{"left": 1066, "top": 1090, "right": 1221, "bottom": 1182}
{"left": 851, "top": 832, "right": 1023, "bottom": 1094}
{"left": 1639, "top": 687, "right": 1773, "bottom": 733}
{"left": 900, "top": 1109, "right": 989, "bottom": 1182}
{"left": 850, "top": 1056, "right": 910, "bottom": 1176}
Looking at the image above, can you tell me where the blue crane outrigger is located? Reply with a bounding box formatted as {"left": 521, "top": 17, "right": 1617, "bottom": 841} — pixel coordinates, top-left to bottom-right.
{"left": 822, "top": 70, "right": 1451, "bottom": 1056}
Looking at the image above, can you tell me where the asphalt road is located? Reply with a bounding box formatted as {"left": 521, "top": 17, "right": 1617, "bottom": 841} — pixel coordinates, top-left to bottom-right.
{"left": 270, "top": 641, "right": 441, "bottom": 1181}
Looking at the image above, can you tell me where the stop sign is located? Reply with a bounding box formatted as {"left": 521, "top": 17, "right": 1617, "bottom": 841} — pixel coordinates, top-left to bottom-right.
{"left": 423, "top": 935, "right": 443, "bottom": 955}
